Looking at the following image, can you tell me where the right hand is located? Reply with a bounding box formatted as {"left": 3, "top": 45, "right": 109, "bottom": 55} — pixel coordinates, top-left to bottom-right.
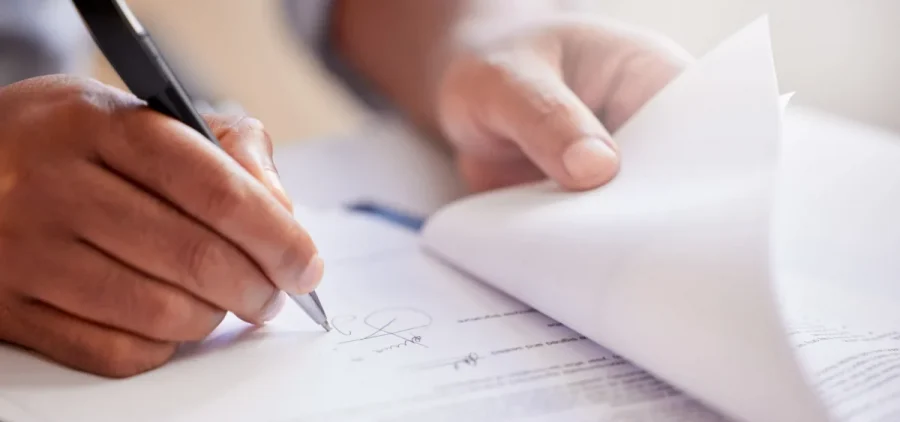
{"left": 0, "top": 75, "right": 323, "bottom": 378}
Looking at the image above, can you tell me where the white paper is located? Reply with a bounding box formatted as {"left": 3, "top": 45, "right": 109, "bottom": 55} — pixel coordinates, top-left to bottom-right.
{"left": 774, "top": 106, "right": 900, "bottom": 304}
{"left": 0, "top": 212, "right": 729, "bottom": 422}
{"left": 777, "top": 280, "right": 900, "bottom": 422}
{"left": 0, "top": 397, "right": 36, "bottom": 422}
{"left": 422, "top": 17, "right": 829, "bottom": 422}
{"left": 274, "top": 116, "right": 466, "bottom": 218}
{"left": 772, "top": 106, "right": 900, "bottom": 422}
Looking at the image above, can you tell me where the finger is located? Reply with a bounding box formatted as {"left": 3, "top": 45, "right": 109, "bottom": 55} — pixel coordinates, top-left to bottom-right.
{"left": 97, "top": 108, "right": 323, "bottom": 296}
{"left": 449, "top": 62, "right": 620, "bottom": 191}
{"left": 564, "top": 28, "right": 692, "bottom": 133}
{"left": 65, "top": 161, "right": 283, "bottom": 325}
{"left": 1, "top": 297, "right": 176, "bottom": 378}
{"left": 456, "top": 152, "right": 546, "bottom": 193}
{"left": 203, "top": 114, "right": 293, "bottom": 212}
{"left": 490, "top": 68, "right": 619, "bottom": 191}
{"left": 18, "top": 239, "right": 226, "bottom": 342}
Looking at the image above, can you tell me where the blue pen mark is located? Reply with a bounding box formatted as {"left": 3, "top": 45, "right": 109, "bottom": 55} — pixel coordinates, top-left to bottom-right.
{"left": 346, "top": 201, "right": 426, "bottom": 232}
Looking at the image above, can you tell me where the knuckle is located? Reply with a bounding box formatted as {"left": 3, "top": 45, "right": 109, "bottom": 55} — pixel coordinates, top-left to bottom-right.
{"left": 100, "top": 336, "right": 145, "bottom": 377}
{"left": 189, "top": 309, "right": 226, "bottom": 341}
{"left": 143, "top": 294, "right": 222, "bottom": 342}
{"left": 523, "top": 91, "right": 572, "bottom": 132}
{"left": 68, "top": 79, "right": 140, "bottom": 116}
{"left": 51, "top": 78, "right": 137, "bottom": 126}
{"left": 143, "top": 292, "right": 194, "bottom": 340}
{"left": 227, "top": 116, "right": 273, "bottom": 156}
{"left": 237, "top": 116, "right": 267, "bottom": 134}
{"left": 98, "top": 336, "right": 175, "bottom": 378}
{"left": 1, "top": 76, "right": 140, "bottom": 152}
{"left": 199, "top": 176, "right": 246, "bottom": 223}
{"left": 219, "top": 116, "right": 267, "bottom": 142}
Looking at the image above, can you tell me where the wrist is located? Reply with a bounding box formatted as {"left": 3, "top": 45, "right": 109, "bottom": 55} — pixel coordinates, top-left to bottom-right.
{"left": 330, "top": 0, "right": 451, "bottom": 135}
{"left": 328, "top": 1, "right": 540, "bottom": 138}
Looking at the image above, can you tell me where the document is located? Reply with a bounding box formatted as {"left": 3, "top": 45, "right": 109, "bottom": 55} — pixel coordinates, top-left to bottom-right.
{"left": 421, "top": 17, "right": 827, "bottom": 422}
{"left": 773, "top": 111, "right": 900, "bottom": 422}
{"left": 418, "top": 16, "right": 900, "bottom": 422}
{"left": 4, "top": 15, "right": 899, "bottom": 422}
{"left": 785, "top": 303, "right": 900, "bottom": 422}
{"left": 0, "top": 212, "right": 728, "bottom": 422}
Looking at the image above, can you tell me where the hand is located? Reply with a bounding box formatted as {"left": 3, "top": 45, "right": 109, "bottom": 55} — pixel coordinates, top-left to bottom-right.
{"left": 0, "top": 76, "right": 323, "bottom": 378}
{"left": 436, "top": 15, "right": 693, "bottom": 192}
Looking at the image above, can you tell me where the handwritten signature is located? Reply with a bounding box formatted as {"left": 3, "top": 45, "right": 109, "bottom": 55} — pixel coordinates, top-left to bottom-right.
{"left": 330, "top": 307, "right": 433, "bottom": 353}
{"left": 452, "top": 352, "right": 480, "bottom": 370}
{"left": 374, "top": 335, "right": 423, "bottom": 354}
{"left": 407, "top": 352, "right": 482, "bottom": 372}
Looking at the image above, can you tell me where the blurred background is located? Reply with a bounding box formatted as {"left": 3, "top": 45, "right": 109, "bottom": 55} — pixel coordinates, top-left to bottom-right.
{"left": 88, "top": 0, "right": 899, "bottom": 145}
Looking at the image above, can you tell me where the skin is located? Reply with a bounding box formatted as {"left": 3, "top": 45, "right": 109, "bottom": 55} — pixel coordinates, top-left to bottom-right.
{"left": 0, "top": 76, "right": 322, "bottom": 378}
{"left": 0, "top": 1, "right": 692, "bottom": 378}
{"left": 333, "top": 0, "right": 693, "bottom": 192}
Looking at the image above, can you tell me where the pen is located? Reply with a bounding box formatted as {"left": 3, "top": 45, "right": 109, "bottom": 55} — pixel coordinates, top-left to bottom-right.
{"left": 72, "top": 0, "right": 331, "bottom": 332}
{"left": 347, "top": 201, "right": 426, "bottom": 232}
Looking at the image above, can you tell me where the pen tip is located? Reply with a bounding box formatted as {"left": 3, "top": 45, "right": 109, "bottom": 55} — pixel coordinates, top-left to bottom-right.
{"left": 322, "top": 321, "right": 332, "bottom": 332}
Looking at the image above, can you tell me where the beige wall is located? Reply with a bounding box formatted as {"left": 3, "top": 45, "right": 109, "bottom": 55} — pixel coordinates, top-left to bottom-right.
{"left": 93, "top": 0, "right": 900, "bottom": 144}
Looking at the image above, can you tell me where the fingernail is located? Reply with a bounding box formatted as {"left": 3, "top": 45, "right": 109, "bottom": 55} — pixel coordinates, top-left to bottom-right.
{"left": 294, "top": 254, "right": 324, "bottom": 294}
{"left": 562, "top": 138, "right": 618, "bottom": 185}
{"left": 260, "top": 292, "right": 286, "bottom": 322}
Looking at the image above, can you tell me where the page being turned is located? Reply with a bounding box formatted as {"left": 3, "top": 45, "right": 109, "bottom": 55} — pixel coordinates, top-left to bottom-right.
{"left": 422, "top": 18, "right": 829, "bottom": 422}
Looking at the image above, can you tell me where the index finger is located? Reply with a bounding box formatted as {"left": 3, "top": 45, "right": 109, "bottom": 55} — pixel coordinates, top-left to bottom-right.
{"left": 98, "top": 108, "right": 321, "bottom": 296}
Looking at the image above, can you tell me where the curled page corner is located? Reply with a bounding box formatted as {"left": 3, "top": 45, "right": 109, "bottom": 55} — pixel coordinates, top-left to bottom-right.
{"left": 781, "top": 92, "right": 797, "bottom": 113}
{"left": 423, "top": 17, "right": 832, "bottom": 422}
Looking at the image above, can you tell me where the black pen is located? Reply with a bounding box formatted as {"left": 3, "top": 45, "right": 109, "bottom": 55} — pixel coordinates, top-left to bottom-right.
{"left": 72, "top": 0, "right": 330, "bottom": 331}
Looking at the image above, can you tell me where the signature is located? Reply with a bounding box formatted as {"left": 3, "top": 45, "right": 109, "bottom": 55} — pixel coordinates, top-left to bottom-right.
{"left": 375, "top": 335, "right": 423, "bottom": 354}
{"left": 330, "top": 307, "right": 433, "bottom": 353}
{"left": 452, "top": 352, "right": 481, "bottom": 370}
{"left": 407, "top": 352, "right": 483, "bottom": 372}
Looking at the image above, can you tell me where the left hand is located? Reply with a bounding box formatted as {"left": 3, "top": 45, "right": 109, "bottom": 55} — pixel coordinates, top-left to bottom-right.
{"left": 436, "top": 15, "right": 693, "bottom": 192}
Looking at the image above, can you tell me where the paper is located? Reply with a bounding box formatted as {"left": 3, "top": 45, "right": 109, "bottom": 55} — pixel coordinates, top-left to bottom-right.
{"left": 774, "top": 106, "right": 900, "bottom": 303}
{"left": 779, "top": 282, "right": 900, "bottom": 422}
{"left": 4, "top": 13, "right": 897, "bottom": 422}
{"left": 0, "top": 211, "right": 729, "bottom": 422}
{"left": 422, "top": 17, "right": 829, "bottom": 422}
{"left": 772, "top": 106, "right": 900, "bottom": 421}
{"left": 273, "top": 116, "right": 466, "bottom": 218}
{"left": 0, "top": 397, "right": 33, "bottom": 422}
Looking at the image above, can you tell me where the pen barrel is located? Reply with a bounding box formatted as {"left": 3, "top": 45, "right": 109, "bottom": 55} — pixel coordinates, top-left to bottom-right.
{"left": 147, "top": 89, "right": 220, "bottom": 144}
{"left": 137, "top": 35, "right": 220, "bottom": 145}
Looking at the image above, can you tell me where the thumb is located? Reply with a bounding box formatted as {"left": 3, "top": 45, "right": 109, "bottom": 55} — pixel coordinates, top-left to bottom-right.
{"left": 478, "top": 68, "right": 620, "bottom": 191}
{"left": 203, "top": 114, "right": 294, "bottom": 212}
